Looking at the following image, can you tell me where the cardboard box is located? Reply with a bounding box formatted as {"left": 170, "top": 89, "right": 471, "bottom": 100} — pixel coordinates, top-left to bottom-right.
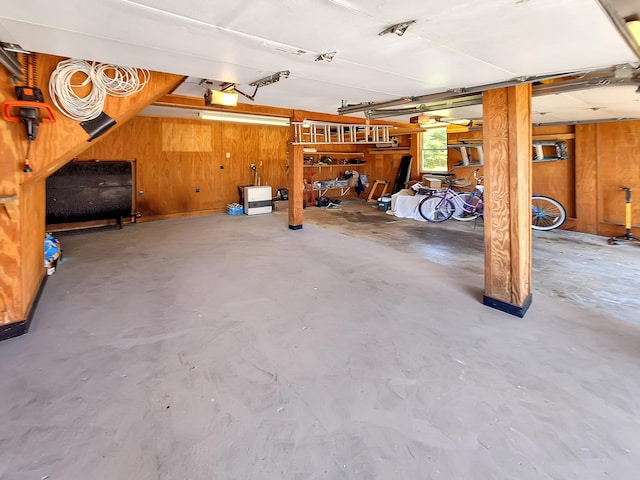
{"left": 422, "top": 177, "right": 442, "bottom": 189}
{"left": 272, "top": 200, "right": 288, "bottom": 211}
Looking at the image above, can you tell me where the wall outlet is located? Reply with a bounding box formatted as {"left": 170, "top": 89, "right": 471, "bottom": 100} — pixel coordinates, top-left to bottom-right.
{"left": 225, "top": 152, "right": 231, "bottom": 158}
{"left": 195, "top": 187, "right": 200, "bottom": 193}
{"left": 138, "top": 190, "right": 144, "bottom": 197}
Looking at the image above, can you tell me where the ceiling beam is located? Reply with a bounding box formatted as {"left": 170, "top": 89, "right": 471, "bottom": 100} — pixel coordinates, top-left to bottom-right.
{"left": 154, "top": 94, "right": 293, "bottom": 117}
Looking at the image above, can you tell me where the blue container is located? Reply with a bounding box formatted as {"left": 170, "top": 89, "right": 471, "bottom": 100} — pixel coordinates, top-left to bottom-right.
{"left": 227, "top": 204, "right": 244, "bottom": 215}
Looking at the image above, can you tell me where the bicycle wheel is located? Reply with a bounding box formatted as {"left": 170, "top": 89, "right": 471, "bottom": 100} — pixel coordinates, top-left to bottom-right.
{"left": 451, "top": 192, "right": 480, "bottom": 221}
{"left": 532, "top": 195, "right": 566, "bottom": 230}
{"left": 418, "top": 195, "right": 455, "bottom": 222}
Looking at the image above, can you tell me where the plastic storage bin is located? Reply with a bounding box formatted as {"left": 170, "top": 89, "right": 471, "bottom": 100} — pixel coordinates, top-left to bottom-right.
{"left": 378, "top": 196, "right": 392, "bottom": 211}
{"left": 227, "top": 203, "right": 244, "bottom": 215}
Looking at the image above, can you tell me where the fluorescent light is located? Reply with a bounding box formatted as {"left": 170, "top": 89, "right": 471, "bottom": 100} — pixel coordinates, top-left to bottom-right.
{"left": 198, "top": 112, "right": 290, "bottom": 126}
{"left": 419, "top": 118, "right": 471, "bottom": 128}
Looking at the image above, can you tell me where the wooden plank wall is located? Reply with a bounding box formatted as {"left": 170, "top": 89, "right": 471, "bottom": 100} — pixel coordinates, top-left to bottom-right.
{"left": 575, "top": 124, "right": 598, "bottom": 233}
{"left": 79, "top": 116, "right": 640, "bottom": 236}
{"left": 26, "top": 55, "right": 184, "bottom": 183}
{"left": 0, "top": 52, "right": 183, "bottom": 326}
{"left": 447, "top": 121, "right": 640, "bottom": 237}
{"left": 79, "top": 118, "right": 420, "bottom": 217}
{"left": 78, "top": 117, "right": 291, "bottom": 217}
{"left": 360, "top": 134, "right": 415, "bottom": 195}
{"left": 0, "top": 64, "right": 24, "bottom": 323}
{"left": 448, "top": 125, "right": 576, "bottom": 220}
{"left": 530, "top": 125, "right": 575, "bottom": 220}
{"left": 593, "top": 120, "right": 640, "bottom": 237}
{"left": 20, "top": 180, "right": 46, "bottom": 316}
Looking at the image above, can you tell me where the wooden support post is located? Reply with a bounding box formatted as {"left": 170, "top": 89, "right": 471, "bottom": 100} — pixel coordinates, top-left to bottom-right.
{"left": 288, "top": 115, "right": 304, "bottom": 229}
{"left": 482, "top": 84, "right": 533, "bottom": 317}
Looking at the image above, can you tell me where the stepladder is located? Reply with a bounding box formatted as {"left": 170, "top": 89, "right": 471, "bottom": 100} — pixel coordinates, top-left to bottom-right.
{"left": 367, "top": 180, "right": 389, "bottom": 203}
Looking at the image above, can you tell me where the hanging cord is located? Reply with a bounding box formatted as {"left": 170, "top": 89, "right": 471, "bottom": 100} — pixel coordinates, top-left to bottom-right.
{"left": 49, "top": 59, "right": 149, "bottom": 121}
{"left": 92, "top": 64, "right": 149, "bottom": 96}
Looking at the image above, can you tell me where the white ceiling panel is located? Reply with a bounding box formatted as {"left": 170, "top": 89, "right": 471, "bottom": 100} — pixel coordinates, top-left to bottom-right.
{"left": 416, "top": 0, "right": 637, "bottom": 77}
{"left": 565, "top": 86, "right": 640, "bottom": 107}
{"left": 0, "top": 0, "right": 638, "bottom": 121}
{"left": 531, "top": 94, "right": 591, "bottom": 112}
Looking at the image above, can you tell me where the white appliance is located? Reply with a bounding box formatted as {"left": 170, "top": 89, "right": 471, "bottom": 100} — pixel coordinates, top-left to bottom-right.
{"left": 244, "top": 186, "right": 272, "bottom": 215}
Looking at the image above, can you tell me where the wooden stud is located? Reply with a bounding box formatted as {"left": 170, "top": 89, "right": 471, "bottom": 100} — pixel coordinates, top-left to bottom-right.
{"left": 482, "top": 84, "right": 533, "bottom": 317}
{"left": 575, "top": 124, "right": 598, "bottom": 234}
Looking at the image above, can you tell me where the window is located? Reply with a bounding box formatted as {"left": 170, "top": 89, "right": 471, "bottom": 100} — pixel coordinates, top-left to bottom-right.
{"left": 421, "top": 127, "right": 448, "bottom": 172}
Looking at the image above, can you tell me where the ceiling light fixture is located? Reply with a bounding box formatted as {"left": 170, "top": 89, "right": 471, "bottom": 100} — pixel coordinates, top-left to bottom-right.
{"left": 201, "top": 70, "right": 291, "bottom": 104}
{"left": 315, "top": 51, "right": 337, "bottom": 62}
{"left": 628, "top": 20, "right": 640, "bottom": 46}
{"left": 198, "top": 111, "right": 289, "bottom": 127}
{"left": 378, "top": 20, "right": 416, "bottom": 37}
{"left": 204, "top": 88, "right": 238, "bottom": 107}
{"left": 219, "top": 82, "right": 256, "bottom": 102}
{"left": 200, "top": 79, "right": 238, "bottom": 106}
{"left": 419, "top": 118, "right": 472, "bottom": 128}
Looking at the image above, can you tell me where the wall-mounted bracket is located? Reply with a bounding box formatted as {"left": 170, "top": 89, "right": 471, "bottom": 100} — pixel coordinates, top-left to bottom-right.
{"left": 449, "top": 139, "right": 569, "bottom": 166}
{"left": 0, "top": 194, "right": 18, "bottom": 220}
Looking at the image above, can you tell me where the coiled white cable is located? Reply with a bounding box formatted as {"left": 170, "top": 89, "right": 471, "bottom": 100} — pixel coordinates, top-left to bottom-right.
{"left": 93, "top": 64, "right": 149, "bottom": 97}
{"left": 49, "top": 59, "right": 105, "bottom": 121}
{"left": 49, "top": 59, "right": 149, "bottom": 121}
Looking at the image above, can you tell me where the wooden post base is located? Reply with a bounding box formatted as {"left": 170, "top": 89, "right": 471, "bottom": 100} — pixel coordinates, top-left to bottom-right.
{"left": 483, "top": 294, "right": 532, "bottom": 318}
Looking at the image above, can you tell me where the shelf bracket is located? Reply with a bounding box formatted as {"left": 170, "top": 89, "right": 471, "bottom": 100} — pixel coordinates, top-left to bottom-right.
{"left": 0, "top": 194, "right": 18, "bottom": 220}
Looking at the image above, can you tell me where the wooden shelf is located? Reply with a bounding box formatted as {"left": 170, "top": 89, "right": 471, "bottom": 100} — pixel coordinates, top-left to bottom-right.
{"left": 388, "top": 128, "right": 426, "bottom": 135}
{"left": 304, "top": 163, "right": 366, "bottom": 168}
{"left": 303, "top": 151, "right": 364, "bottom": 157}
{"left": 453, "top": 163, "right": 483, "bottom": 169}
{"left": 532, "top": 133, "right": 575, "bottom": 141}
{"left": 368, "top": 148, "right": 410, "bottom": 154}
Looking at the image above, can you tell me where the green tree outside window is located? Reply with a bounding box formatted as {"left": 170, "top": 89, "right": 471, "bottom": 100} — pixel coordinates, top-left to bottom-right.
{"left": 421, "top": 127, "right": 448, "bottom": 172}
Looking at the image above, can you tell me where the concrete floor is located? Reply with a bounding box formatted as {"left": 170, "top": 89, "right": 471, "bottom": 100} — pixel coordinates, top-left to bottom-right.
{"left": 301, "top": 198, "right": 640, "bottom": 325}
{"left": 1, "top": 209, "right": 640, "bottom": 479}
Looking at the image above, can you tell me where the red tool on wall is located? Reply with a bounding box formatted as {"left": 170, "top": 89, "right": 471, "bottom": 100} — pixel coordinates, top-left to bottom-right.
{"left": 2, "top": 52, "right": 56, "bottom": 172}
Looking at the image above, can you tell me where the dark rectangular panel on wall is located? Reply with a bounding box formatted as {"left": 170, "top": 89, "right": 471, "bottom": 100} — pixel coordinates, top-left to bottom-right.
{"left": 46, "top": 160, "right": 133, "bottom": 224}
